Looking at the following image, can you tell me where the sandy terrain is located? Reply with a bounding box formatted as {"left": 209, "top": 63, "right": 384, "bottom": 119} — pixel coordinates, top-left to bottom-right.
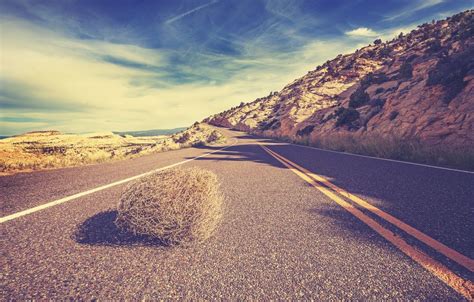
{"left": 0, "top": 123, "right": 225, "bottom": 175}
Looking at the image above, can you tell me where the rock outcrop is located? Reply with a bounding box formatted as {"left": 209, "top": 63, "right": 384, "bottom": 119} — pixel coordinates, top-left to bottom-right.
{"left": 206, "top": 10, "right": 474, "bottom": 147}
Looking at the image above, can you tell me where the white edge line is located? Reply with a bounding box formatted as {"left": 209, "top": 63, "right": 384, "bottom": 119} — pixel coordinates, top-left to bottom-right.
{"left": 0, "top": 142, "right": 236, "bottom": 224}
{"left": 284, "top": 143, "right": 474, "bottom": 174}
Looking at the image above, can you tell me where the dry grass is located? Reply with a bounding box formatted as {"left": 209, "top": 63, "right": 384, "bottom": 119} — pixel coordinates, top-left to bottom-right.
{"left": 290, "top": 133, "right": 474, "bottom": 171}
{"left": 115, "top": 167, "right": 223, "bottom": 245}
{"left": 0, "top": 123, "right": 225, "bottom": 175}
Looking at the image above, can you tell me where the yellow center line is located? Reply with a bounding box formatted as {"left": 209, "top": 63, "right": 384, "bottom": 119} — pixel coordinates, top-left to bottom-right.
{"left": 262, "top": 144, "right": 474, "bottom": 273}
{"left": 259, "top": 144, "right": 474, "bottom": 300}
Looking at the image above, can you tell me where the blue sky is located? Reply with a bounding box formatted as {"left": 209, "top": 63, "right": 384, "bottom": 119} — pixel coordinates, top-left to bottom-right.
{"left": 0, "top": 0, "right": 472, "bottom": 135}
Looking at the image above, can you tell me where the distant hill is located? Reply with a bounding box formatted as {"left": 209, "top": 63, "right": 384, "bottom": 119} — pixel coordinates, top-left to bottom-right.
{"left": 113, "top": 128, "right": 187, "bottom": 137}
{"left": 0, "top": 123, "right": 225, "bottom": 175}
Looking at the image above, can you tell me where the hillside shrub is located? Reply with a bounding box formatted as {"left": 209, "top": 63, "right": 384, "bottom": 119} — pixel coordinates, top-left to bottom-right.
{"left": 353, "top": 73, "right": 389, "bottom": 110}
{"left": 115, "top": 167, "right": 223, "bottom": 245}
{"left": 427, "top": 39, "right": 442, "bottom": 53}
{"left": 321, "top": 113, "right": 335, "bottom": 123}
{"left": 406, "top": 54, "right": 418, "bottom": 63}
{"left": 175, "top": 132, "right": 191, "bottom": 144}
{"left": 271, "top": 120, "right": 281, "bottom": 130}
{"left": 369, "top": 98, "right": 385, "bottom": 107}
{"left": 335, "top": 107, "right": 360, "bottom": 127}
{"left": 374, "top": 73, "right": 389, "bottom": 84}
{"left": 207, "top": 130, "right": 223, "bottom": 143}
{"left": 379, "top": 47, "right": 391, "bottom": 57}
{"left": 389, "top": 111, "right": 399, "bottom": 120}
{"left": 273, "top": 104, "right": 281, "bottom": 112}
{"left": 296, "top": 125, "right": 315, "bottom": 136}
{"left": 399, "top": 62, "right": 413, "bottom": 79}
{"left": 361, "top": 72, "right": 388, "bottom": 86}
{"left": 260, "top": 119, "right": 281, "bottom": 130}
{"left": 427, "top": 48, "right": 473, "bottom": 103}
{"left": 361, "top": 49, "right": 376, "bottom": 59}
{"left": 349, "top": 86, "right": 370, "bottom": 108}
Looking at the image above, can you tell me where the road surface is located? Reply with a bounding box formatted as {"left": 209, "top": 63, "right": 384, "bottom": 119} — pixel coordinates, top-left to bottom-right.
{"left": 1, "top": 128, "right": 473, "bottom": 300}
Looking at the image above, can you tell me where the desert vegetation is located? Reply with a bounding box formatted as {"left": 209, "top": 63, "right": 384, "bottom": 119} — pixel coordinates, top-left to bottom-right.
{"left": 426, "top": 48, "right": 473, "bottom": 103}
{"left": 335, "top": 107, "right": 360, "bottom": 127}
{"left": 115, "top": 167, "right": 223, "bottom": 245}
{"left": 398, "top": 61, "right": 413, "bottom": 79}
{"left": 0, "top": 123, "right": 225, "bottom": 175}
{"left": 291, "top": 133, "right": 474, "bottom": 170}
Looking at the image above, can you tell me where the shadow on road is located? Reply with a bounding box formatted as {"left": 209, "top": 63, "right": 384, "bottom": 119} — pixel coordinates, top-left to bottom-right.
{"left": 186, "top": 143, "right": 289, "bottom": 169}
{"left": 195, "top": 131, "right": 473, "bottom": 260}
{"left": 267, "top": 143, "right": 474, "bottom": 259}
{"left": 73, "top": 210, "right": 165, "bottom": 247}
{"left": 307, "top": 207, "right": 384, "bottom": 240}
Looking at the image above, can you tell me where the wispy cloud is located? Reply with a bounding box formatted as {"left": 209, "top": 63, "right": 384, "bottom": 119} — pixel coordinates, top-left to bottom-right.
{"left": 384, "top": 0, "right": 444, "bottom": 21}
{"left": 0, "top": 14, "right": 361, "bottom": 135}
{"left": 165, "top": 0, "right": 219, "bottom": 25}
{"left": 345, "top": 27, "right": 379, "bottom": 37}
{"left": 1, "top": 0, "right": 469, "bottom": 135}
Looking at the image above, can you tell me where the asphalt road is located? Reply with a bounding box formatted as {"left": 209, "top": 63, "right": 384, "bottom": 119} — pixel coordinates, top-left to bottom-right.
{"left": 1, "top": 128, "right": 473, "bottom": 300}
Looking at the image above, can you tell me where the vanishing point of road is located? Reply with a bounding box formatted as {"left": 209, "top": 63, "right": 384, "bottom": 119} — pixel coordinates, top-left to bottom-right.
{"left": 1, "top": 128, "right": 473, "bottom": 300}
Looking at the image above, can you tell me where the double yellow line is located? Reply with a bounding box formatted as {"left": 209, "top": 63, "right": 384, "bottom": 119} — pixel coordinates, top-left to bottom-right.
{"left": 259, "top": 144, "right": 474, "bottom": 300}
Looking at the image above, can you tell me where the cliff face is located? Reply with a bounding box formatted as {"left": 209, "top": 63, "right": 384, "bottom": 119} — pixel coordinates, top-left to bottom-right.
{"left": 206, "top": 10, "right": 474, "bottom": 147}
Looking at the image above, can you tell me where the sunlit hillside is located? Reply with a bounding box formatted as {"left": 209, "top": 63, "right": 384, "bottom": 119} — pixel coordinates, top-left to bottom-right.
{"left": 0, "top": 123, "right": 225, "bottom": 175}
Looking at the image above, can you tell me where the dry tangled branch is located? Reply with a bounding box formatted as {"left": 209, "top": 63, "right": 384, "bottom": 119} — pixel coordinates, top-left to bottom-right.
{"left": 115, "top": 167, "right": 223, "bottom": 245}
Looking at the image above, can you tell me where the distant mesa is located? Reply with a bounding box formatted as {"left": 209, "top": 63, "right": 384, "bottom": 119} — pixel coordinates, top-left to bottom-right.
{"left": 10, "top": 128, "right": 187, "bottom": 138}
{"left": 0, "top": 123, "right": 225, "bottom": 175}
{"left": 113, "top": 127, "right": 187, "bottom": 137}
{"left": 84, "top": 132, "right": 116, "bottom": 139}
{"left": 18, "top": 130, "right": 62, "bottom": 137}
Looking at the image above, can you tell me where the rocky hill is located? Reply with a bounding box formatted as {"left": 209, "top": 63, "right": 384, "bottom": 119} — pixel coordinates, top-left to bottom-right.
{"left": 206, "top": 10, "right": 474, "bottom": 152}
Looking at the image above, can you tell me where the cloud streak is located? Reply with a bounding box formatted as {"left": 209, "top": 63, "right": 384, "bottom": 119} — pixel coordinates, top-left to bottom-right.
{"left": 0, "top": 0, "right": 470, "bottom": 135}
{"left": 384, "top": 0, "right": 444, "bottom": 21}
{"left": 165, "top": 0, "right": 219, "bottom": 25}
{"left": 0, "top": 14, "right": 363, "bottom": 135}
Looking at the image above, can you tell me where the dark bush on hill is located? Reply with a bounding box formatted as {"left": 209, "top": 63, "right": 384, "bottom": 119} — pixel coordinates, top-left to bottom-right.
{"left": 335, "top": 107, "right": 360, "bottom": 127}
{"left": 399, "top": 62, "right": 413, "bottom": 79}
{"left": 379, "top": 47, "right": 391, "bottom": 57}
{"left": 349, "top": 86, "right": 370, "bottom": 108}
{"left": 361, "top": 72, "right": 389, "bottom": 87}
{"left": 260, "top": 119, "right": 281, "bottom": 131}
{"left": 427, "top": 48, "right": 473, "bottom": 103}
{"left": 427, "top": 39, "right": 442, "bottom": 53}
{"left": 369, "top": 98, "right": 386, "bottom": 107}
{"left": 175, "top": 132, "right": 191, "bottom": 144}
{"left": 296, "top": 125, "right": 315, "bottom": 136}
{"left": 389, "top": 111, "right": 399, "bottom": 121}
